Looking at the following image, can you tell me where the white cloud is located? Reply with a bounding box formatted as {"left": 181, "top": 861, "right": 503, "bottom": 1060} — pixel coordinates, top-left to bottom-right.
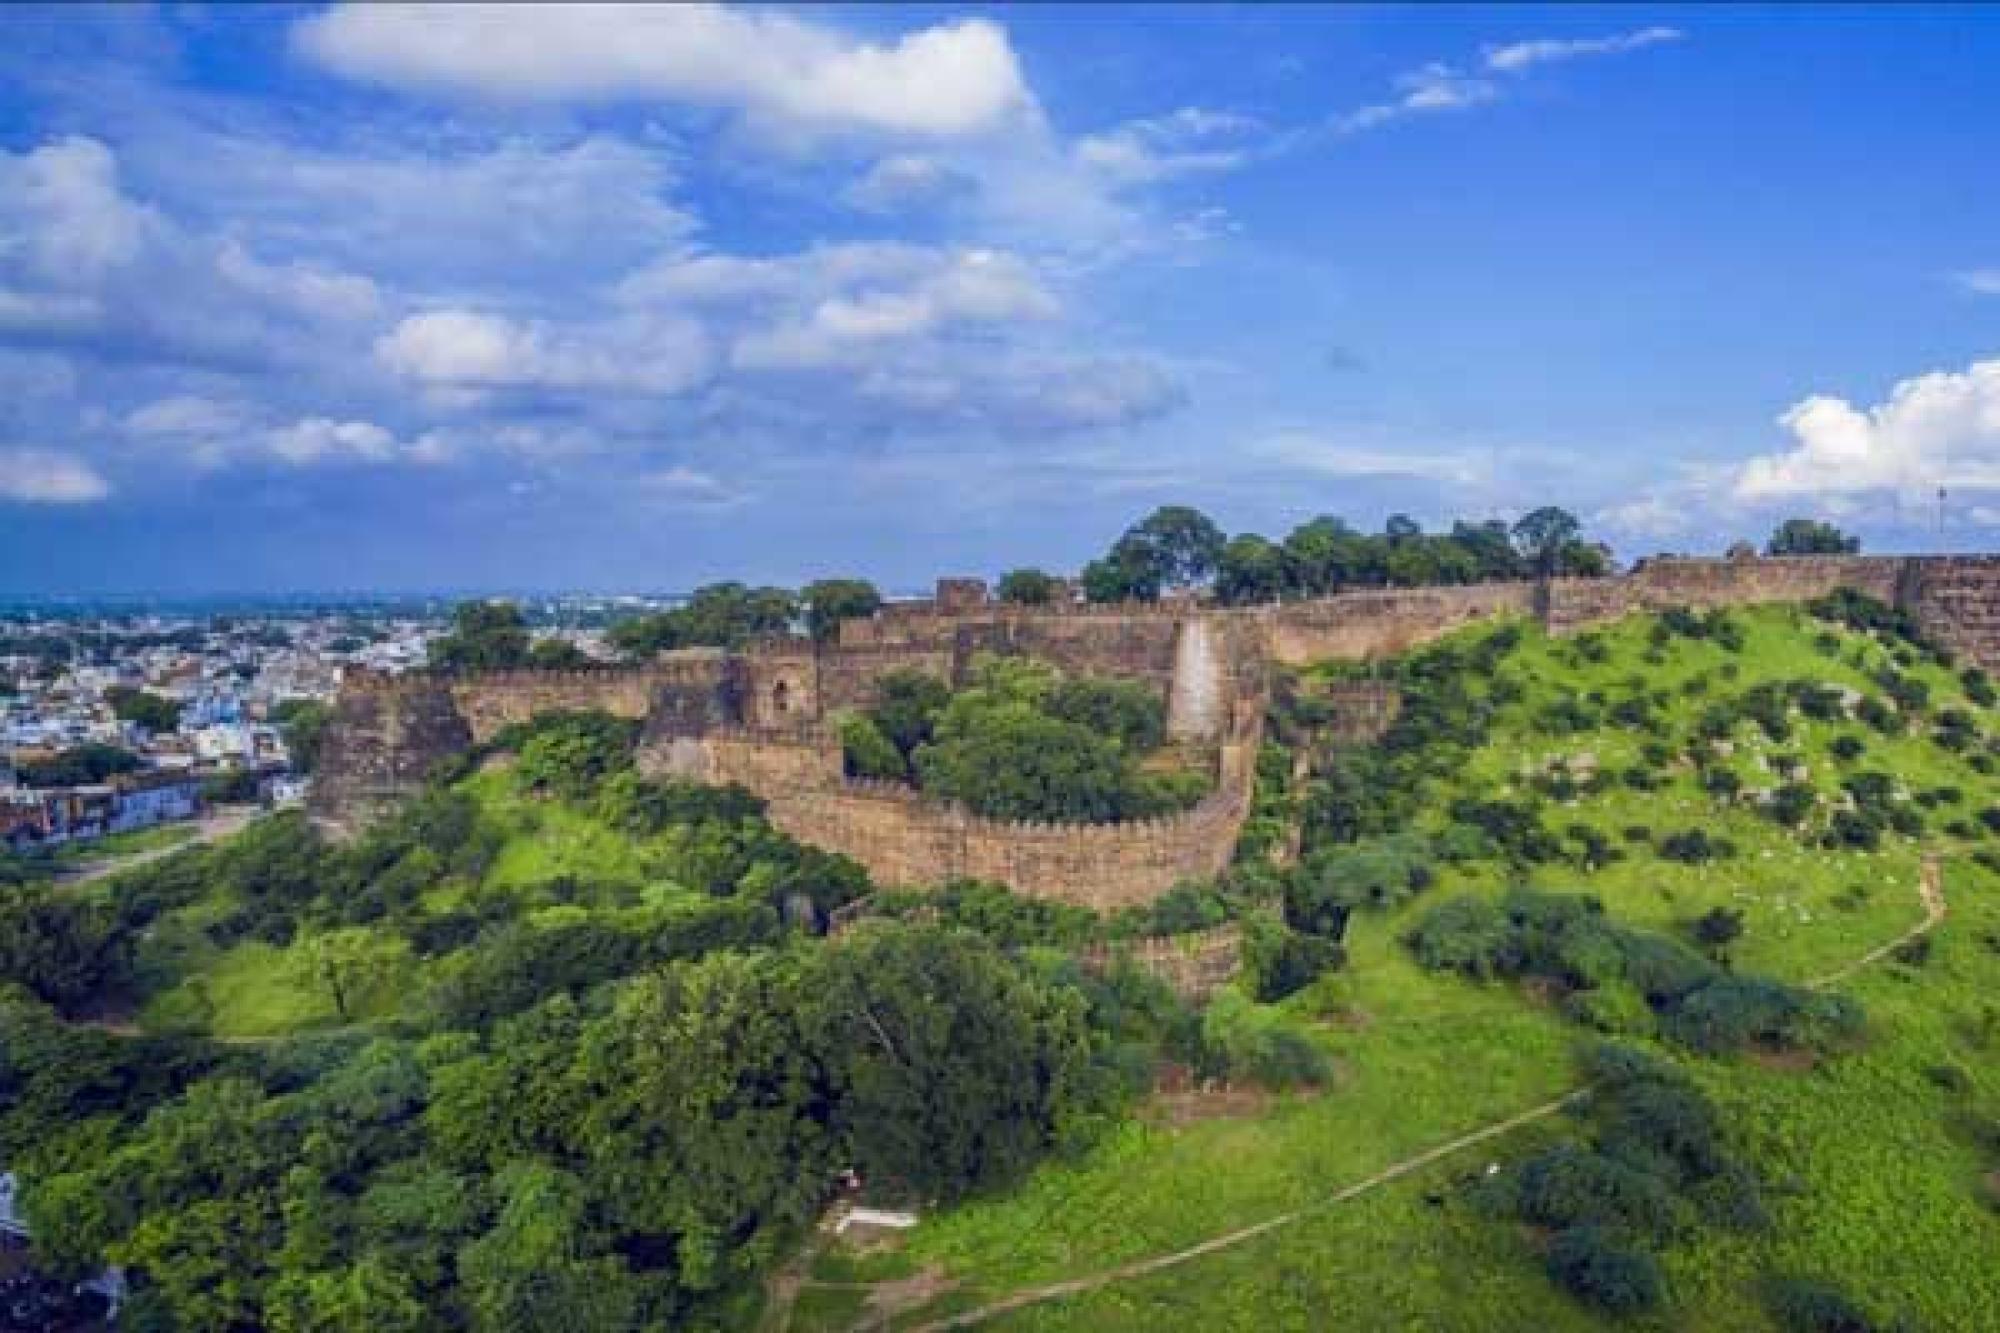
{"left": 376, "top": 309, "right": 713, "bottom": 394}
{"left": 266, "top": 416, "right": 400, "bottom": 465}
{"left": 125, "top": 394, "right": 249, "bottom": 438}
{"left": 1074, "top": 107, "right": 1264, "bottom": 187}
{"left": 1953, "top": 270, "right": 2000, "bottom": 296}
{"left": 1339, "top": 63, "right": 1498, "bottom": 134}
{"left": 0, "top": 447, "right": 110, "bottom": 503}
{"left": 215, "top": 240, "right": 380, "bottom": 323}
{"left": 726, "top": 248, "right": 1059, "bottom": 370}
{"left": 0, "top": 137, "right": 155, "bottom": 282}
{"left": 641, "top": 465, "right": 744, "bottom": 508}
{"left": 293, "top": 4, "right": 1035, "bottom": 140}
{"left": 844, "top": 154, "right": 976, "bottom": 213}
{"left": 1735, "top": 357, "right": 2000, "bottom": 498}
{"left": 1484, "top": 27, "right": 1684, "bottom": 73}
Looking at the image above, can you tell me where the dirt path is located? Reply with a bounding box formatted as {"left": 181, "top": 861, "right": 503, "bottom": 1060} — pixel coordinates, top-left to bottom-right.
{"left": 56, "top": 806, "right": 258, "bottom": 886}
{"left": 884, "top": 854, "right": 1953, "bottom": 1332}
{"left": 1807, "top": 851, "right": 1947, "bottom": 989}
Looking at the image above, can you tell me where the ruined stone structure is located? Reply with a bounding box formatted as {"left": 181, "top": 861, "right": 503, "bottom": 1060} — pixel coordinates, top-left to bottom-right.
{"left": 312, "top": 554, "right": 2000, "bottom": 907}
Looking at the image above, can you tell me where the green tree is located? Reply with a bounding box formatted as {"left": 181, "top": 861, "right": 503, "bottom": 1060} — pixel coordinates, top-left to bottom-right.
{"left": 1767, "top": 518, "right": 1861, "bottom": 556}
{"left": 1080, "top": 533, "right": 1164, "bottom": 603}
{"left": 105, "top": 686, "right": 182, "bottom": 733}
{"left": 1512, "top": 506, "right": 1583, "bottom": 577}
{"left": 456, "top": 1164, "right": 640, "bottom": 1332}
{"left": 1214, "top": 533, "right": 1288, "bottom": 605}
{"left": 267, "top": 1256, "right": 429, "bottom": 1333}
{"left": 917, "top": 707, "right": 1135, "bottom": 822}
{"left": 802, "top": 578, "right": 882, "bottom": 641}
{"left": 840, "top": 713, "right": 906, "bottom": 780}
{"left": 526, "top": 637, "right": 593, "bottom": 668}
{"left": 799, "top": 924, "right": 1098, "bottom": 1201}
{"left": 866, "top": 670, "right": 952, "bottom": 761}
{"left": 996, "top": 568, "right": 1059, "bottom": 605}
{"left": 296, "top": 928, "right": 408, "bottom": 1022}
{"left": 271, "top": 698, "right": 333, "bottom": 775}
{"left": 429, "top": 601, "right": 532, "bottom": 671}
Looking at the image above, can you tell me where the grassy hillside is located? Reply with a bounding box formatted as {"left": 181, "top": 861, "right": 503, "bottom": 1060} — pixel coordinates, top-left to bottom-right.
{"left": 854, "top": 600, "right": 2000, "bottom": 1332}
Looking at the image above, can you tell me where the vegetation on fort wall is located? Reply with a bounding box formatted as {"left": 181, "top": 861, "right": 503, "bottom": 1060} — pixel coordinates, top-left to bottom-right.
{"left": 837, "top": 657, "right": 1210, "bottom": 822}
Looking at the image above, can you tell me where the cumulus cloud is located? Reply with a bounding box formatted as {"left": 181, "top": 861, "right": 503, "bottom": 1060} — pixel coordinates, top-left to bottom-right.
{"left": 1734, "top": 357, "right": 2000, "bottom": 498}
{"left": 293, "top": 4, "right": 1035, "bottom": 139}
{"left": 0, "top": 447, "right": 110, "bottom": 503}
{"left": 728, "top": 248, "right": 1058, "bottom": 370}
{"left": 266, "top": 416, "right": 400, "bottom": 465}
{"left": 0, "top": 137, "right": 156, "bottom": 282}
{"left": 1074, "top": 107, "right": 1264, "bottom": 187}
{"left": 376, "top": 310, "right": 713, "bottom": 394}
{"left": 1484, "top": 26, "right": 1684, "bottom": 73}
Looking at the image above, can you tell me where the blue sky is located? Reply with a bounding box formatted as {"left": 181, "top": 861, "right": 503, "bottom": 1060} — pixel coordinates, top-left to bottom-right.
{"left": 3, "top": 4, "right": 1998, "bottom": 594}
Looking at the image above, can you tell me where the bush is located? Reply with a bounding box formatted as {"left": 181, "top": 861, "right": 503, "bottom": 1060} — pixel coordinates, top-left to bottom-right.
{"left": 1692, "top": 907, "right": 1744, "bottom": 950}
{"left": 1512, "top": 1147, "right": 1686, "bottom": 1244}
{"left": 1660, "top": 829, "right": 1733, "bottom": 863}
{"left": 1544, "top": 1227, "right": 1664, "bottom": 1315}
{"left": 1769, "top": 783, "right": 1818, "bottom": 827}
{"left": 1961, "top": 668, "right": 1997, "bottom": 707}
{"left": 507, "top": 712, "right": 640, "bottom": 802}
{"left": 1760, "top": 1274, "right": 1885, "bottom": 1332}
{"left": 1243, "top": 917, "right": 1346, "bottom": 1002}
{"left": 1830, "top": 734, "right": 1866, "bottom": 761}
{"left": 839, "top": 713, "right": 906, "bottom": 780}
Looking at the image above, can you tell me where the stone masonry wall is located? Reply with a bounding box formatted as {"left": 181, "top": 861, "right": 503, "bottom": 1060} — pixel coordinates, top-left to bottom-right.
{"left": 312, "top": 553, "right": 2000, "bottom": 902}
{"left": 637, "top": 699, "right": 1260, "bottom": 909}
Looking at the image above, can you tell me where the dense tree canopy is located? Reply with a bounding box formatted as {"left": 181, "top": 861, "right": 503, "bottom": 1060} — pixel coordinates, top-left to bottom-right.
{"left": 800, "top": 578, "right": 882, "bottom": 642}
{"left": 14, "top": 742, "right": 141, "bottom": 788}
{"left": 105, "top": 686, "right": 181, "bottom": 733}
{"left": 1767, "top": 518, "right": 1861, "bottom": 556}
{"left": 427, "top": 602, "right": 532, "bottom": 672}
{"left": 607, "top": 583, "right": 799, "bottom": 657}
{"left": 996, "top": 568, "right": 1059, "bottom": 605}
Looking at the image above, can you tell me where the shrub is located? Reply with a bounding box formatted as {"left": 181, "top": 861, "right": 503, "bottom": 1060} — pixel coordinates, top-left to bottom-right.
{"left": 1961, "top": 667, "right": 1997, "bottom": 707}
{"left": 1243, "top": 917, "right": 1346, "bottom": 1002}
{"left": 1769, "top": 782, "right": 1818, "bottom": 827}
{"left": 1544, "top": 1227, "right": 1664, "bottom": 1315}
{"left": 1830, "top": 734, "right": 1866, "bottom": 762}
{"left": 839, "top": 713, "right": 906, "bottom": 780}
{"left": 1760, "top": 1274, "right": 1884, "bottom": 1333}
{"left": 1691, "top": 907, "right": 1744, "bottom": 950}
{"left": 1659, "top": 829, "right": 1733, "bottom": 863}
{"left": 1404, "top": 897, "right": 1515, "bottom": 979}
{"left": 1511, "top": 1147, "right": 1687, "bottom": 1244}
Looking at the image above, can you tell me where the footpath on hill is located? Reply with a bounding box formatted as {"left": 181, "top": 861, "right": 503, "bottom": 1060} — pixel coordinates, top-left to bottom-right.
{"left": 770, "top": 850, "right": 1956, "bottom": 1333}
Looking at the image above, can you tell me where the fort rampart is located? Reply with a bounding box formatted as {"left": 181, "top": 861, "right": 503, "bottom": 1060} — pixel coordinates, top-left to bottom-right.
{"left": 311, "top": 554, "right": 2000, "bottom": 900}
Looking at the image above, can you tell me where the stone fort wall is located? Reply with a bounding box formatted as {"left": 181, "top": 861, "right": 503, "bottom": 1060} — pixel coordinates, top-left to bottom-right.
{"left": 311, "top": 554, "right": 2000, "bottom": 902}
{"left": 636, "top": 698, "right": 1261, "bottom": 909}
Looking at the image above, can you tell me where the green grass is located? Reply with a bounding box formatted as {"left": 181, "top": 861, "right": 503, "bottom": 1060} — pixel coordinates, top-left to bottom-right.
{"left": 879, "top": 605, "right": 2000, "bottom": 1331}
